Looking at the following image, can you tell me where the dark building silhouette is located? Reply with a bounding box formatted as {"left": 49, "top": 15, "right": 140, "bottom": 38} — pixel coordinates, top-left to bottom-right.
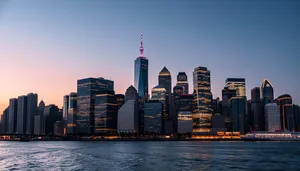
{"left": 34, "top": 115, "right": 41, "bottom": 135}
{"left": 251, "top": 87, "right": 260, "bottom": 102}
{"left": 176, "top": 72, "right": 189, "bottom": 94}
{"left": 38, "top": 100, "right": 45, "bottom": 135}
{"left": 26, "top": 93, "right": 38, "bottom": 134}
{"left": 230, "top": 97, "right": 246, "bottom": 134}
{"left": 2, "top": 108, "right": 9, "bottom": 133}
{"left": 222, "top": 87, "right": 237, "bottom": 118}
{"left": 77, "top": 77, "right": 113, "bottom": 135}
{"left": 277, "top": 94, "right": 293, "bottom": 130}
{"left": 63, "top": 95, "right": 69, "bottom": 127}
{"left": 94, "top": 90, "right": 118, "bottom": 135}
{"left": 261, "top": 79, "right": 274, "bottom": 103}
{"left": 293, "top": 105, "right": 300, "bottom": 131}
{"left": 158, "top": 67, "right": 172, "bottom": 96}
{"left": 67, "top": 92, "right": 77, "bottom": 135}
{"left": 251, "top": 101, "right": 264, "bottom": 131}
{"left": 193, "top": 66, "right": 213, "bottom": 133}
{"left": 8, "top": 98, "right": 18, "bottom": 134}
{"left": 212, "top": 97, "right": 220, "bottom": 114}
{"left": 54, "top": 121, "right": 64, "bottom": 136}
{"left": 134, "top": 33, "right": 148, "bottom": 102}
{"left": 177, "top": 94, "right": 194, "bottom": 133}
{"left": 17, "top": 95, "right": 27, "bottom": 134}
{"left": 44, "top": 105, "right": 61, "bottom": 135}
{"left": 115, "top": 94, "right": 125, "bottom": 110}
{"left": 211, "top": 114, "right": 226, "bottom": 132}
{"left": 144, "top": 100, "right": 163, "bottom": 134}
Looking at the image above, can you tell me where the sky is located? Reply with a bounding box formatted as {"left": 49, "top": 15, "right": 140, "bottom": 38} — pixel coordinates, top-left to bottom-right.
{"left": 0, "top": 0, "right": 299, "bottom": 113}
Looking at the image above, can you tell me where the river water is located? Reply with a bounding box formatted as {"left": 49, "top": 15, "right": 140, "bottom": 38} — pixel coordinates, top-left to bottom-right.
{"left": 0, "top": 141, "right": 299, "bottom": 170}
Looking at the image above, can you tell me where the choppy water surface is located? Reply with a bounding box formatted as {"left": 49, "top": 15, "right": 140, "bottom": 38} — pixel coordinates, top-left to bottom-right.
{"left": 0, "top": 141, "right": 299, "bottom": 170}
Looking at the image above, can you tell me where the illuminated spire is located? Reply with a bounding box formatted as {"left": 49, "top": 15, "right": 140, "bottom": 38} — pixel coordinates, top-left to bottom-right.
{"left": 139, "top": 32, "right": 144, "bottom": 57}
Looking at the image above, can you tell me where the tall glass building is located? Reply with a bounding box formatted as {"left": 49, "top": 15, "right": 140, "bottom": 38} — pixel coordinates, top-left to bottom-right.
{"left": 176, "top": 72, "right": 189, "bottom": 94}
{"left": 193, "top": 66, "right": 213, "bottom": 133}
{"left": 8, "top": 98, "right": 18, "bottom": 134}
{"left": 77, "top": 77, "right": 114, "bottom": 135}
{"left": 225, "top": 78, "right": 246, "bottom": 97}
{"left": 260, "top": 79, "right": 274, "bottom": 103}
{"left": 67, "top": 92, "right": 77, "bottom": 135}
{"left": 17, "top": 95, "right": 27, "bottom": 134}
{"left": 134, "top": 33, "right": 149, "bottom": 102}
{"left": 158, "top": 67, "right": 172, "bottom": 96}
{"left": 144, "top": 100, "right": 163, "bottom": 134}
{"left": 277, "top": 94, "right": 293, "bottom": 130}
{"left": 94, "top": 90, "right": 118, "bottom": 135}
{"left": 26, "top": 93, "right": 38, "bottom": 134}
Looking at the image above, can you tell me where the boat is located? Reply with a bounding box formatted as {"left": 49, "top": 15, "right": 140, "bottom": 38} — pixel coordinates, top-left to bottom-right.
{"left": 242, "top": 131, "right": 300, "bottom": 141}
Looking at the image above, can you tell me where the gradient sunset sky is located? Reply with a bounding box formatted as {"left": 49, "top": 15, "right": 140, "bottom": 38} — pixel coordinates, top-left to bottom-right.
{"left": 0, "top": 0, "right": 299, "bottom": 113}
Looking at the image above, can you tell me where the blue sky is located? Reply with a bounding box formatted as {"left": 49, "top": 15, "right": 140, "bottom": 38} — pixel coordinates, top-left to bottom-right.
{"left": 0, "top": 0, "right": 299, "bottom": 110}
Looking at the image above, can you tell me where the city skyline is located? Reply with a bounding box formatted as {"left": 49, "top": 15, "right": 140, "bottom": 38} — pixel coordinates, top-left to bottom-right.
{"left": 1, "top": 1, "right": 300, "bottom": 113}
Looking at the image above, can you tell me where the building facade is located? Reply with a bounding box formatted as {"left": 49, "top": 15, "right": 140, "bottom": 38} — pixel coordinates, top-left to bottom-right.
{"left": 193, "top": 66, "right": 213, "bottom": 133}
{"left": 94, "top": 90, "right": 118, "bottom": 135}
{"left": 117, "top": 100, "right": 138, "bottom": 134}
{"left": 67, "top": 92, "right": 77, "bottom": 135}
{"left": 230, "top": 97, "right": 246, "bottom": 134}
{"left": 176, "top": 72, "right": 189, "bottom": 94}
{"left": 17, "top": 95, "right": 27, "bottom": 134}
{"left": 277, "top": 94, "right": 293, "bottom": 130}
{"left": 76, "top": 77, "right": 114, "bottom": 135}
{"left": 26, "top": 93, "right": 38, "bottom": 134}
{"left": 158, "top": 67, "right": 172, "bottom": 96}
{"left": 264, "top": 103, "right": 281, "bottom": 132}
{"left": 63, "top": 95, "right": 69, "bottom": 125}
{"left": 144, "top": 100, "right": 163, "bottom": 134}
{"left": 251, "top": 87, "right": 260, "bottom": 102}
{"left": 261, "top": 79, "right": 274, "bottom": 103}
{"left": 8, "top": 98, "right": 18, "bottom": 134}
{"left": 225, "top": 78, "right": 246, "bottom": 97}
{"left": 43, "top": 105, "right": 61, "bottom": 135}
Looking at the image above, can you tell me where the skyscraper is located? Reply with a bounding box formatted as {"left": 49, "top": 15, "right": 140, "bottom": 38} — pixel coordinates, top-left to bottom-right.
{"left": 117, "top": 100, "right": 138, "bottom": 134}
{"left": 134, "top": 33, "right": 149, "bottom": 101}
{"left": 144, "top": 100, "right": 163, "bottom": 134}
{"left": 225, "top": 78, "right": 246, "bottom": 97}
{"left": 230, "top": 97, "right": 246, "bottom": 134}
{"left": 222, "top": 87, "right": 237, "bottom": 118}
{"left": 67, "top": 92, "right": 77, "bottom": 135}
{"left": 17, "top": 95, "right": 27, "bottom": 134}
{"left": 251, "top": 87, "right": 260, "bottom": 102}
{"left": 277, "top": 94, "right": 293, "bottom": 130}
{"left": 77, "top": 77, "right": 114, "bottom": 135}
{"left": 94, "top": 90, "right": 118, "bottom": 135}
{"left": 8, "top": 98, "right": 18, "bottom": 134}
{"left": 115, "top": 94, "right": 125, "bottom": 109}
{"left": 158, "top": 66, "right": 172, "bottom": 96}
{"left": 63, "top": 95, "right": 69, "bottom": 123}
{"left": 38, "top": 100, "right": 45, "bottom": 135}
{"left": 264, "top": 103, "right": 281, "bottom": 132}
{"left": 177, "top": 94, "right": 194, "bottom": 134}
{"left": 26, "top": 93, "right": 38, "bottom": 134}
{"left": 193, "top": 66, "right": 213, "bottom": 133}
{"left": 43, "top": 105, "right": 61, "bottom": 135}
{"left": 261, "top": 79, "right": 274, "bottom": 104}
{"left": 176, "top": 72, "right": 189, "bottom": 94}
{"left": 2, "top": 107, "right": 9, "bottom": 133}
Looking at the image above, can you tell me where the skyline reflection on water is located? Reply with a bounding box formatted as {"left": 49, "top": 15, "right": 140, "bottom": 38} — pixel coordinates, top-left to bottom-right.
{"left": 0, "top": 141, "right": 299, "bottom": 170}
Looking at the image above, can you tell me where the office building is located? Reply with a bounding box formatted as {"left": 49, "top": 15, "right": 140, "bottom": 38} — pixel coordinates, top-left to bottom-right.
{"left": 158, "top": 66, "right": 172, "bottom": 96}
{"left": 251, "top": 101, "right": 264, "bottom": 131}
{"left": 193, "top": 66, "right": 213, "bottom": 133}
{"left": 176, "top": 72, "right": 189, "bottom": 94}
{"left": 117, "top": 100, "right": 138, "bottom": 134}
{"left": 115, "top": 94, "right": 125, "bottom": 109}
{"left": 222, "top": 87, "right": 237, "bottom": 118}
{"left": 134, "top": 33, "right": 149, "bottom": 101}
{"left": 211, "top": 114, "right": 226, "bottom": 132}
{"left": 225, "top": 78, "right": 246, "bottom": 97}
{"left": 230, "top": 97, "right": 246, "bottom": 134}
{"left": 212, "top": 97, "right": 220, "bottom": 114}
{"left": 8, "top": 98, "right": 18, "bottom": 134}
{"left": 94, "top": 90, "right": 118, "bottom": 135}
{"left": 2, "top": 108, "right": 9, "bottom": 133}
{"left": 54, "top": 121, "right": 63, "bottom": 136}
{"left": 264, "top": 103, "right": 281, "bottom": 132}
{"left": 26, "top": 93, "right": 38, "bottom": 134}
{"left": 34, "top": 115, "right": 41, "bottom": 135}
{"left": 251, "top": 87, "right": 260, "bottom": 102}
{"left": 144, "top": 100, "right": 163, "bottom": 134}
{"left": 177, "top": 94, "right": 194, "bottom": 134}
{"left": 44, "top": 105, "right": 61, "bottom": 135}
{"left": 293, "top": 105, "right": 300, "bottom": 131}
{"left": 77, "top": 77, "right": 114, "bottom": 135}
{"left": 125, "top": 85, "right": 138, "bottom": 103}
{"left": 277, "top": 94, "right": 293, "bottom": 130}
{"left": 261, "top": 79, "right": 274, "bottom": 103}
{"left": 63, "top": 95, "right": 69, "bottom": 124}
{"left": 17, "top": 95, "right": 27, "bottom": 134}
{"left": 38, "top": 100, "right": 45, "bottom": 135}
{"left": 67, "top": 92, "right": 77, "bottom": 135}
